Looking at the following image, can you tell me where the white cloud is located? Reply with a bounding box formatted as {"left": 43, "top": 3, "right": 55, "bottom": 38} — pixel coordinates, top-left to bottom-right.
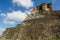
{"left": 3, "top": 10, "right": 29, "bottom": 25}
{"left": 6, "top": 11, "right": 27, "bottom": 21}
{"left": 0, "top": 13, "right": 6, "bottom": 17}
{"left": 0, "top": 28, "right": 6, "bottom": 35}
{"left": 12, "top": 0, "right": 34, "bottom": 9}
{"left": 2, "top": 8, "right": 33, "bottom": 25}
{"left": 4, "top": 19, "right": 16, "bottom": 25}
{"left": 0, "top": 28, "right": 5, "bottom": 31}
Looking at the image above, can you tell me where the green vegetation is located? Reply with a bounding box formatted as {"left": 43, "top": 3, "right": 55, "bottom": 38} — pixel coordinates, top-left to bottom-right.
{"left": 49, "top": 38, "right": 60, "bottom": 40}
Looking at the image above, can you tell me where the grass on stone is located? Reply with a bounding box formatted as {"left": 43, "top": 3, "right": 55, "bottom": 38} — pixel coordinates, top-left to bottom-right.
{"left": 48, "top": 38, "right": 60, "bottom": 40}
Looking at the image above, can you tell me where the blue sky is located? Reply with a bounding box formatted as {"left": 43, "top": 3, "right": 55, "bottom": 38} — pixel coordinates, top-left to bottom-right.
{"left": 0, "top": 0, "right": 60, "bottom": 35}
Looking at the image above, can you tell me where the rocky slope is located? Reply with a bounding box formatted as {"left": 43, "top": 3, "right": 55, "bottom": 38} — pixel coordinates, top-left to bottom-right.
{"left": 0, "top": 3, "right": 60, "bottom": 40}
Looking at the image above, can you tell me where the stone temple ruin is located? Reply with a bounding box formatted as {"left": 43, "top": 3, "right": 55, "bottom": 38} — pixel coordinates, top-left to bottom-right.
{"left": 31, "top": 3, "right": 53, "bottom": 15}
{"left": 1, "top": 3, "right": 60, "bottom": 40}
{"left": 25, "top": 3, "right": 53, "bottom": 20}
